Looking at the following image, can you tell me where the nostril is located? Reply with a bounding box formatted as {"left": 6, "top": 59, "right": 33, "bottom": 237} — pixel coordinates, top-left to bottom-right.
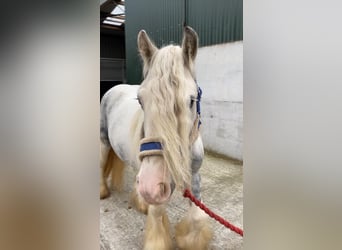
{"left": 159, "top": 183, "right": 165, "bottom": 195}
{"left": 158, "top": 183, "right": 169, "bottom": 197}
{"left": 136, "top": 176, "right": 139, "bottom": 184}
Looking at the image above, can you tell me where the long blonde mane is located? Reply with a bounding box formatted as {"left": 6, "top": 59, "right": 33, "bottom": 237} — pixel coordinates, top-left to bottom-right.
{"left": 131, "top": 45, "right": 197, "bottom": 190}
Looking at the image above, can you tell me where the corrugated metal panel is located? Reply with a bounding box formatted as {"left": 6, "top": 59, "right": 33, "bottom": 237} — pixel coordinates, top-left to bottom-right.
{"left": 125, "top": 0, "right": 243, "bottom": 84}
{"left": 100, "top": 58, "right": 125, "bottom": 82}
{"left": 100, "top": 34, "right": 125, "bottom": 58}
{"left": 188, "top": 0, "right": 242, "bottom": 46}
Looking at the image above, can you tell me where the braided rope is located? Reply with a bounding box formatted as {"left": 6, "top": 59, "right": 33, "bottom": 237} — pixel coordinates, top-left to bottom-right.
{"left": 183, "top": 189, "right": 243, "bottom": 237}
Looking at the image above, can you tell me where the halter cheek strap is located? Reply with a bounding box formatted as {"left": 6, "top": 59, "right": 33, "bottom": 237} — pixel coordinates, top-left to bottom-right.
{"left": 196, "top": 86, "right": 202, "bottom": 128}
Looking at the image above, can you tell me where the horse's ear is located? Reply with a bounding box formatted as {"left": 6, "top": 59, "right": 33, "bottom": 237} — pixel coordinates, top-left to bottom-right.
{"left": 182, "top": 26, "right": 198, "bottom": 65}
{"left": 138, "top": 30, "right": 157, "bottom": 65}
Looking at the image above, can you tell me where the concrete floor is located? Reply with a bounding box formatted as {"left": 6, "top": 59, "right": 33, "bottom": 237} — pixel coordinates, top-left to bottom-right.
{"left": 100, "top": 153, "right": 243, "bottom": 250}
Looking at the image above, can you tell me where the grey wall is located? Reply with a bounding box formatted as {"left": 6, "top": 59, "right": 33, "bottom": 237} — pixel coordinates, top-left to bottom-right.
{"left": 196, "top": 41, "right": 243, "bottom": 161}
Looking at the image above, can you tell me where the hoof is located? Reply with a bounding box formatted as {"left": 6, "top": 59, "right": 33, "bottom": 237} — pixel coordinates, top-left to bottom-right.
{"left": 100, "top": 185, "right": 110, "bottom": 199}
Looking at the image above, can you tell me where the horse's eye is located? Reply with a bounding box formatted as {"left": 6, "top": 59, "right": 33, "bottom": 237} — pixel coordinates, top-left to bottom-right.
{"left": 190, "top": 96, "right": 197, "bottom": 109}
{"left": 190, "top": 99, "right": 195, "bottom": 109}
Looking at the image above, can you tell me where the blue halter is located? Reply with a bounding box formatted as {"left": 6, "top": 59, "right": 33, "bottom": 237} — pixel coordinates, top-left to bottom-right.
{"left": 139, "top": 85, "right": 202, "bottom": 154}
{"left": 140, "top": 141, "right": 163, "bottom": 152}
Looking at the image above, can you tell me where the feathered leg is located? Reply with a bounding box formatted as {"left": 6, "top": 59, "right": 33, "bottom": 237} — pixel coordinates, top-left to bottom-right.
{"left": 175, "top": 136, "right": 213, "bottom": 249}
{"left": 144, "top": 205, "right": 172, "bottom": 250}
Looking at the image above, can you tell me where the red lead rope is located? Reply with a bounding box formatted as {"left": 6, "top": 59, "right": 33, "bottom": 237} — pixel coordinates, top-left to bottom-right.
{"left": 183, "top": 189, "right": 243, "bottom": 237}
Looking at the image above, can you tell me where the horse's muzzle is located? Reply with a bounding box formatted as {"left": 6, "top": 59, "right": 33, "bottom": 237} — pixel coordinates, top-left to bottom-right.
{"left": 137, "top": 139, "right": 175, "bottom": 205}
{"left": 136, "top": 176, "right": 175, "bottom": 205}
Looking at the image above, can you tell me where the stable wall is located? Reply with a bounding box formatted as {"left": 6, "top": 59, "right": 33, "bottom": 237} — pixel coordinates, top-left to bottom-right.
{"left": 196, "top": 41, "right": 243, "bottom": 161}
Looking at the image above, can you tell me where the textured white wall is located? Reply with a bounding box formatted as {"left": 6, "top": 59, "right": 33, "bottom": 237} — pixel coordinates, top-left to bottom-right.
{"left": 196, "top": 41, "right": 243, "bottom": 161}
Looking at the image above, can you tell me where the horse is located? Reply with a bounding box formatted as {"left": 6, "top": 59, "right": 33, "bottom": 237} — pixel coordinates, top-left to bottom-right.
{"left": 100, "top": 26, "right": 213, "bottom": 250}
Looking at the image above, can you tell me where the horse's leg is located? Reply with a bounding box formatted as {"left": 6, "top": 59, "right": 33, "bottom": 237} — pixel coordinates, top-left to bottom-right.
{"left": 100, "top": 141, "right": 126, "bottom": 199}
{"left": 129, "top": 182, "right": 149, "bottom": 214}
{"left": 175, "top": 203, "right": 212, "bottom": 250}
{"left": 175, "top": 137, "right": 213, "bottom": 250}
{"left": 144, "top": 205, "right": 172, "bottom": 250}
{"left": 110, "top": 149, "right": 125, "bottom": 192}
{"left": 100, "top": 141, "right": 111, "bottom": 199}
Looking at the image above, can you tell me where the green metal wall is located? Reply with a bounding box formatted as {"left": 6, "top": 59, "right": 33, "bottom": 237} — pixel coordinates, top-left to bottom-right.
{"left": 125, "top": 0, "right": 243, "bottom": 84}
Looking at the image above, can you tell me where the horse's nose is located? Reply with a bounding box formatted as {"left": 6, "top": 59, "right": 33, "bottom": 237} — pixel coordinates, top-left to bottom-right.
{"left": 137, "top": 178, "right": 172, "bottom": 205}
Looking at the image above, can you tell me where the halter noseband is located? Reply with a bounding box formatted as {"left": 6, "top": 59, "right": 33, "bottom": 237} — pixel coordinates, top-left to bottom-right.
{"left": 139, "top": 138, "right": 163, "bottom": 161}
{"left": 140, "top": 141, "right": 162, "bottom": 151}
{"left": 139, "top": 85, "right": 202, "bottom": 159}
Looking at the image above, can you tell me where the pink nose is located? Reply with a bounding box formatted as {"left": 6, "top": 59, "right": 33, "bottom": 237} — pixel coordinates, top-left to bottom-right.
{"left": 136, "top": 177, "right": 172, "bottom": 205}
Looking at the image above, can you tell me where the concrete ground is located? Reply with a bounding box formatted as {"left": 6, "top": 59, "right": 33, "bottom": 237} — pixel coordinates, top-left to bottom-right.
{"left": 100, "top": 152, "right": 243, "bottom": 250}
